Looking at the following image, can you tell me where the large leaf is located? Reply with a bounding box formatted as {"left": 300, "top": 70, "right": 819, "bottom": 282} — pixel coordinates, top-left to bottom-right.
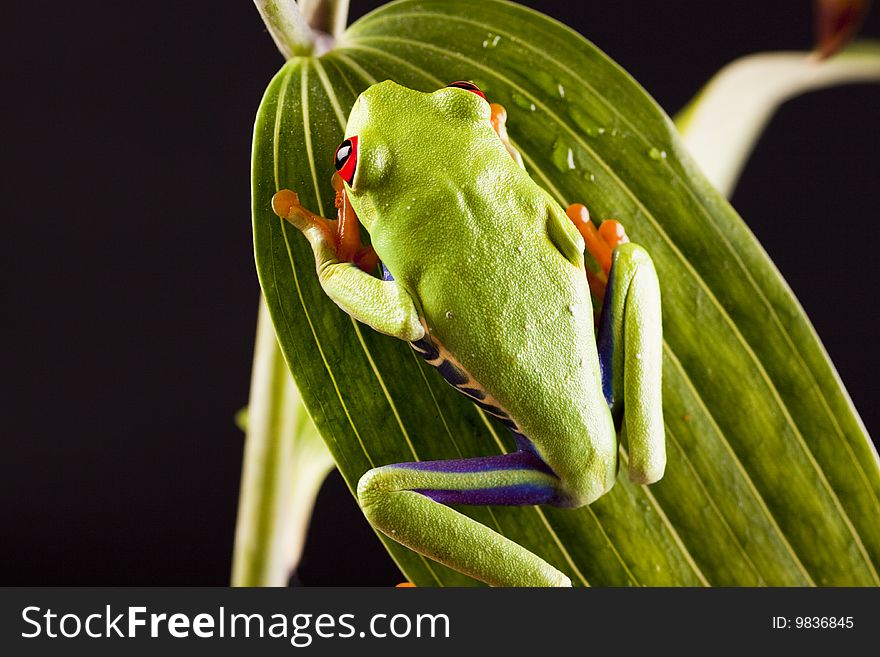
{"left": 252, "top": 0, "right": 880, "bottom": 586}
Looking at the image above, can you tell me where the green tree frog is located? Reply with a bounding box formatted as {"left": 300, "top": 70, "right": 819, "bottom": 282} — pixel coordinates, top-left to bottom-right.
{"left": 272, "top": 80, "right": 665, "bottom": 587}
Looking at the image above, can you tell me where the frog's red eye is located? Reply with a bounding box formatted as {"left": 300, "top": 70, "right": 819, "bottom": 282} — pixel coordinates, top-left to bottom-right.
{"left": 334, "top": 135, "right": 358, "bottom": 185}
{"left": 446, "top": 80, "right": 486, "bottom": 100}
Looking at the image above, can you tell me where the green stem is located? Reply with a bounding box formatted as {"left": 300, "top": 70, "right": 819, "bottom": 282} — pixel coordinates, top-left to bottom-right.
{"left": 253, "top": 0, "right": 350, "bottom": 59}
{"left": 231, "top": 297, "right": 334, "bottom": 586}
{"left": 253, "top": 0, "right": 317, "bottom": 59}
{"left": 299, "top": 0, "right": 351, "bottom": 40}
{"left": 676, "top": 42, "right": 880, "bottom": 197}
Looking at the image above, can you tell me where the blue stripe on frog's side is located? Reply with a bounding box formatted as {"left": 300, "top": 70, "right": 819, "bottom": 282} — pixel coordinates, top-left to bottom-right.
{"left": 436, "top": 359, "right": 468, "bottom": 386}
{"left": 381, "top": 260, "right": 546, "bottom": 460}
{"left": 409, "top": 334, "right": 516, "bottom": 424}
{"left": 413, "top": 483, "right": 560, "bottom": 506}
{"left": 597, "top": 258, "right": 616, "bottom": 410}
{"left": 404, "top": 450, "right": 554, "bottom": 475}
{"left": 410, "top": 319, "right": 548, "bottom": 457}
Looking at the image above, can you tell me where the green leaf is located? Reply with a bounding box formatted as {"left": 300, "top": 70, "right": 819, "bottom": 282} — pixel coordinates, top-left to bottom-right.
{"left": 677, "top": 41, "right": 880, "bottom": 197}
{"left": 252, "top": 0, "right": 880, "bottom": 586}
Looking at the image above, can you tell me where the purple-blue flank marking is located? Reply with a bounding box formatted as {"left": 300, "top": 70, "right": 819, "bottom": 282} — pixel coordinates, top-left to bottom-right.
{"left": 401, "top": 450, "right": 556, "bottom": 476}
{"left": 413, "top": 483, "right": 559, "bottom": 506}
{"left": 597, "top": 253, "right": 618, "bottom": 410}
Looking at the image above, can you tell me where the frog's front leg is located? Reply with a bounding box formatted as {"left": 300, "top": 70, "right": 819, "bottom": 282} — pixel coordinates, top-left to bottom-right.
{"left": 596, "top": 239, "right": 665, "bottom": 484}
{"left": 272, "top": 190, "right": 423, "bottom": 341}
{"left": 357, "top": 451, "right": 573, "bottom": 587}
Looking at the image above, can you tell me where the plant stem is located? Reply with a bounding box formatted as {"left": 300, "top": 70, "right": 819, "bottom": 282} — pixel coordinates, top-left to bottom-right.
{"left": 254, "top": 0, "right": 350, "bottom": 59}
{"left": 231, "top": 297, "right": 334, "bottom": 586}
{"left": 253, "top": 0, "right": 317, "bottom": 59}
{"left": 299, "top": 0, "right": 351, "bottom": 40}
{"left": 676, "top": 42, "right": 880, "bottom": 197}
{"left": 239, "top": 0, "right": 352, "bottom": 589}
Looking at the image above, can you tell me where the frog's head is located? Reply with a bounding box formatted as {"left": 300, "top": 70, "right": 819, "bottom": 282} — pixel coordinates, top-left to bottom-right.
{"left": 332, "top": 80, "right": 492, "bottom": 233}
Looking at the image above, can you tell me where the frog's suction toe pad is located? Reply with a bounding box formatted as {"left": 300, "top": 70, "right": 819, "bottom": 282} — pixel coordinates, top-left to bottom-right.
{"left": 272, "top": 189, "right": 300, "bottom": 218}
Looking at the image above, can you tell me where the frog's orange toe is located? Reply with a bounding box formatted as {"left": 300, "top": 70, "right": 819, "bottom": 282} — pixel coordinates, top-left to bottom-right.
{"left": 271, "top": 189, "right": 300, "bottom": 219}
{"left": 489, "top": 102, "right": 508, "bottom": 135}
{"left": 598, "top": 219, "right": 629, "bottom": 249}
{"left": 395, "top": 582, "right": 416, "bottom": 588}
{"left": 567, "top": 203, "right": 613, "bottom": 275}
{"left": 565, "top": 202, "right": 590, "bottom": 227}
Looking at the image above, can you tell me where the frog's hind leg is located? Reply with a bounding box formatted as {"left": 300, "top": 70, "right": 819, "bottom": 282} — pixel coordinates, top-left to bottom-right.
{"left": 374, "top": 333, "right": 573, "bottom": 585}
{"left": 597, "top": 241, "right": 666, "bottom": 484}
{"left": 357, "top": 451, "right": 573, "bottom": 586}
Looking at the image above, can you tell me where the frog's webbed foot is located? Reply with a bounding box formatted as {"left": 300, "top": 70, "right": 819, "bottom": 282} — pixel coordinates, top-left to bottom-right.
{"left": 272, "top": 176, "right": 378, "bottom": 274}
{"left": 565, "top": 203, "right": 629, "bottom": 302}
{"left": 272, "top": 183, "right": 422, "bottom": 342}
{"left": 489, "top": 103, "right": 525, "bottom": 168}
{"left": 272, "top": 188, "right": 334, "bottom": 236}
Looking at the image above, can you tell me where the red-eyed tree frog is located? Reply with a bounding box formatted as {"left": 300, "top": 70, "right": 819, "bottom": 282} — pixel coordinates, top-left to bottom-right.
{"left": 272, "top": 80, "right": 665, "bottom": 587}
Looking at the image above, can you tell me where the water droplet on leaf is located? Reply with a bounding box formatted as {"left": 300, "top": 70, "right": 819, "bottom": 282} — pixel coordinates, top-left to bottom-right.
{"left": 551, "top": 138, "right": 576, "bottom": 172}
{"left": 482, "top": 32, "right": 500, "bottom": 48}
{"left": 511, "top": 93, "right": 536, "bottom": 111}
{"left": 569, "top": 106, "right": 609, "bottom": 138}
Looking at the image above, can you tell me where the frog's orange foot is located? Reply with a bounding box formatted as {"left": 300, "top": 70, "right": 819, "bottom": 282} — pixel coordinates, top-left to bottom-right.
{"left": 272, "top": 189, "right": 333, "bottom": 235}
{"left": 395, "top": 582, "right": 416, "bottom": 588}
{"left": 598, "top": 218, "right": 629, "bottom": 252}
{"left": 490, "top": 103, "right": 508, "bottom": 138}
{"left": 489, "top": 103, "right": 524, "bottom": 167}
{"left": 565, "top": 203, "right": 630, "bottom": 300}
{"left": 565, "top": 203, "right": 629, "bottom": 275}
{"left": 273, "top": 180, "right": 379, "bottom": 275}
{"left": 271, "top": 189, "right": 303, "bottom": 221}
{"left": 273, "top": 185, "right": 377, "bottom": 273}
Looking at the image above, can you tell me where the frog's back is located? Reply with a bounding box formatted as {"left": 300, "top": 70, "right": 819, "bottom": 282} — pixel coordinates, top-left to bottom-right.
{"left": 384, "top": 164, "right": 617, "bottom": 499}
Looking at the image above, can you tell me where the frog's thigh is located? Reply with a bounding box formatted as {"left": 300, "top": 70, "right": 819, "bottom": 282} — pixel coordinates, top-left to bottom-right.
{"left": 357, "top": 452, "right": 573, "bottom": 587}
{"left": 597, "top": 242, "right": 665, "bottom": 484}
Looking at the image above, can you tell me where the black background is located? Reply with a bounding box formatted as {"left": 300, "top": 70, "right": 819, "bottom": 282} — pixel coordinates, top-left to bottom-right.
{"left": 3, "top": 1, "right": 879, "bottom": 586}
